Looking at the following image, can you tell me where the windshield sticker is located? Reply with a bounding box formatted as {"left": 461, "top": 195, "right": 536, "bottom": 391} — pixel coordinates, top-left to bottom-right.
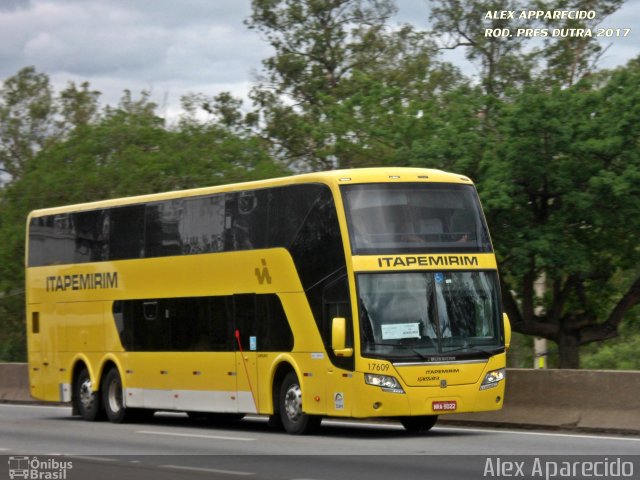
{"left": 435, "top": 272, "right": 444, "bottom": 284}
{"left": 381, "top": 323, "right": 421, "bottom": 340}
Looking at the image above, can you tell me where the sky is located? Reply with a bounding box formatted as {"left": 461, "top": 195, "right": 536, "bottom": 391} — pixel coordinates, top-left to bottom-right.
{"left": 1, "top": 0, "right": 639, "bottom": 121}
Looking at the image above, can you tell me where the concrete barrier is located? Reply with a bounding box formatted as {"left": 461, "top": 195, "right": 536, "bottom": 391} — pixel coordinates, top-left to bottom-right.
{"left": 1, "top": 364, "right": 638, "bottom": 433}
{"left": 440, "top": 368, "right": 640, "bottom": 434}
{"left": 0, "top": 363, "right": 31, "bottom": 402}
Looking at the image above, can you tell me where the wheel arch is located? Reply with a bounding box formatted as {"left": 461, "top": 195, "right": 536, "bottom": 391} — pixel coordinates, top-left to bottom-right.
{"left": 270, "top": 358, "right": 298, "bottom": 416}
{"left": 98, "top": 354, "right": 124, "bottom": 387}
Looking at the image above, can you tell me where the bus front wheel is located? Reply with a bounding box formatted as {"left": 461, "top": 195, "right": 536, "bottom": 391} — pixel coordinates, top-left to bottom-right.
{"left": 74, "top": 367, "right": 103, "bottom": 421}
{"left": 279, "top": 371, "right": 321, "bottom": 435}
{"left": 400, "top": 415, "right": 438, "bottom": 433}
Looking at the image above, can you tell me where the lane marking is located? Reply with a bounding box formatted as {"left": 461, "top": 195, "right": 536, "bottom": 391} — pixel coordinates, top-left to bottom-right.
{"left": 317, "top": 418, "right": 640, "bottom": 443}
{"left": 161, "top": 464, "right": 254, "bottom": 476}
{"left": 67, "top": 455, "right": 117, "bottom": 462}
{"left": 137, "top": 430, "right": 255, "bottom": 442}
{"left": 436, "top": 426, "right": 640, "bottom": 443}
{"left": 0, "top": 404, "right": 71, "bottom": 410}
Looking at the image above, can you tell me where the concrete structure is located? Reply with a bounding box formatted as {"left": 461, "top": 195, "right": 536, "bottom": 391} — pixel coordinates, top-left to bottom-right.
{"left": 0, "top": 363, "right": 31, "bottom": 402}
{"left": 441, "top": 368, "right": 640, "bottom": 433}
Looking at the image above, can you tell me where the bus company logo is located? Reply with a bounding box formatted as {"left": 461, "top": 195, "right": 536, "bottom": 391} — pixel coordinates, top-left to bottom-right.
{"left": 377, "top": 255, "right": 480, "bottom": 268}
{"left": 8, "top": 456, "right": 73, "bottom": 480}
{"left": 254, "top": 259, "right": 272, "bottom": 285}
{"left": 45, "top": 272, "right": 118, "bottom": 293}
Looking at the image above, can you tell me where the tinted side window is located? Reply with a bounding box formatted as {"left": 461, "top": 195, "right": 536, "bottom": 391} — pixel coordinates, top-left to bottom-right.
{"left": 28, "top": 214, "right": 75, "bottom": 266}
{"left": 257, "top": 295, "right": 294, "bottom": 351}
{"left": 234, "top": 293, "right": 257, "bottom": 351}
{"left": 267, "top": 185, "right": 323, "bottom": 248}
{"left": 210, "top": 296, "right": 234, "bottom": 351}
{"left": 108, "top": 205, "right": 145, "bottom": 260}
{"left": 234, "top": 294, "right": 293, "bottom": 352}
{"left": 113, "top": 294, "right": 292, "bottom": 353}
{"left": 181, "top": 195, "right": 226, "bottom": 254}
{"left": 322, "top": 274, "right": 353, "bottom": 369}
{"left": 289, "top": 187, "right": 345, "bottom": 290}
{"left": 73, "top": 210, "right": 108, "bottom": 263}
{"left": 126, "top": 300, "right": 172, "bottom": 351}
{"left": 145, "top": 200, "right": 183, "bottom": 257}
{"left": 226, "top": 190, "right": 269, "bottom": 251}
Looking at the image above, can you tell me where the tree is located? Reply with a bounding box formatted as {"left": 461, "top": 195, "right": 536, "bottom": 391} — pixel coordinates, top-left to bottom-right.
{"left": 535, "top": 0, "right": 625, "bottom": 86}
{"left": 428, "top": 0, "right": 624, "bottom": 100}
{"left": 481, "top": 59, "right": 640, "bottom": 368}
{"left": 0, "top": 67, "right": 105, "bottom": 185}
{"left": 58, "top": 81, "right": 101, "bottom": 132}
{"left": 429, "top": 0, "right": 536, "bottom": 100}
{"left": 247, "top": 0, "right": 459, "bottom": 169}
{"left": 0, "top": 67, "right": 55, "bottom": 180}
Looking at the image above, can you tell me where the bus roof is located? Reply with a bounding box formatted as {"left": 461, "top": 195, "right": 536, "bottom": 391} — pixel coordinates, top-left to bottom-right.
{"left": 27, "top": 167, "right": 474, "bottom": 218}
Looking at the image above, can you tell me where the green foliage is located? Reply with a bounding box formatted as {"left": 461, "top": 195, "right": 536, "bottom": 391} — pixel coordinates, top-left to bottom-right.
{"left": 582, "top": 310, "right": 640, "bottom": 370}
{"left": 479, "top": 61, "right": 640, "bottom": 367}
{"left": 247, "top": 0, "right": 459, "bottom": 169}
{"left": 0, "top": 67, "right": 55, "bottom": 178}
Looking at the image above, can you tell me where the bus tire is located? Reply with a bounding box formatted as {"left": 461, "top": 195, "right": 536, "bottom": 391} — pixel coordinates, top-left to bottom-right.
{"left": 74, "top": 367, "right": 104, "bottom": 421}
{"left": 279, "top": 371, "right": 321, "bottom": 435}
{"left": 400, "top": 415, "right": 438, "bottom": 433}
{"left": 102, "top": 368, "right": 130, "bottom": 423}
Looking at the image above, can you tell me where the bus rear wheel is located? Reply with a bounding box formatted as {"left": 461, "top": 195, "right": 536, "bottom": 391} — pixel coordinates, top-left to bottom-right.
{"left": 278, "top": 371, "right": 321, "bottom": 435}
{"left": 400, "top": 415, "right": 438, "bottom": 433}
{"left": 102, "top": 368, "right": 130, "bottom": 423}
{"left": 74, "top": 367, "right": 103, "bottom": 421}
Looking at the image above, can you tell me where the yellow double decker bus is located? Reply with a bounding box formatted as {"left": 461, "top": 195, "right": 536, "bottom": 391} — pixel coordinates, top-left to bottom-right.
{"left": 25, "top": 168, "right": 510, "bottom": 434}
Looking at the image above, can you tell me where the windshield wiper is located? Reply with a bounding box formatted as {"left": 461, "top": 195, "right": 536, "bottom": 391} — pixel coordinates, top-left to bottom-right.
{"left": 364, "top": 343, "right": 434, "bottom": 361}
{"left": 442, "top": 345, "right": 503, "bottom": 355}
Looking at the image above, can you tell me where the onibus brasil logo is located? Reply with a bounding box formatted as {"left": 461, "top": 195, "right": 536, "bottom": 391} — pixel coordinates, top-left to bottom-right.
{"left": 8, "top": 456, "right": 73, "bottom": 480}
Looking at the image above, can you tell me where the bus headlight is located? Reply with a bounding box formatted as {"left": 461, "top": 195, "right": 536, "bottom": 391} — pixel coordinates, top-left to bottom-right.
{"left": 480, "top": 368, "right": 505, "bottom": 390}
{"left": 365, "top": 374, "right": 405, "bottom": 394}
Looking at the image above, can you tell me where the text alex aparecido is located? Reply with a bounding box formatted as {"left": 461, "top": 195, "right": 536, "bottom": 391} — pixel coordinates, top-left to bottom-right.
{"left": 484, "top": 457, "right": 634, "bottom": 480}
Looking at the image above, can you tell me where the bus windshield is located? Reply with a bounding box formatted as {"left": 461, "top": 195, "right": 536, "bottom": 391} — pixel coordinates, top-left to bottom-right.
{"left": 358, "top": 271, "right": 503, "bottom": 361}
{"left": 342, "top": 183, "right": 492, "bottom": 254}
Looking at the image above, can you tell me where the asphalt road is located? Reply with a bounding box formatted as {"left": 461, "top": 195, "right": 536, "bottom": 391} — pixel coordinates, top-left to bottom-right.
{"left": 1, "top": 404, "right": 639, "bottom": 480}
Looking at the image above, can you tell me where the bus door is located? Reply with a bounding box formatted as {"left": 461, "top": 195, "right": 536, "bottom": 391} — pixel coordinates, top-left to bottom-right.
{"left": 233, "top": 293, "right": 297, "bottom": 415}
{"left": 233, "top": 294, "right": 261, "bottom": 414}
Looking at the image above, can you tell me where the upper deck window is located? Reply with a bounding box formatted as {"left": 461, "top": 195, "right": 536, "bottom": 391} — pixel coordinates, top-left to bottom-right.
{"left": 342, "top": 183, "right": 492, "bottom": 254}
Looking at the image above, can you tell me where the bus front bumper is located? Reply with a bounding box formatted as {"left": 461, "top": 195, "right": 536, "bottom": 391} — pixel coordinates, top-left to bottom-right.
{"left": 350, "top": 372, "right": 505, "bottom": 419}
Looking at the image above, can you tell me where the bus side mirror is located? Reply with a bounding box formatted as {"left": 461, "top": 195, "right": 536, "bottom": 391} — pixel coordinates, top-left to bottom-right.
{"left": 503, "top": 313, "right": 511, "bottom": 351}
{"left": 332, "top": 317, "right": 353, "bottom": 358}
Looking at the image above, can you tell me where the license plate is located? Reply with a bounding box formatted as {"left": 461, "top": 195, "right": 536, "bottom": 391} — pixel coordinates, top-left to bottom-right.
{"left": 432, "top": 400, "right": 457, "bottom": 411}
